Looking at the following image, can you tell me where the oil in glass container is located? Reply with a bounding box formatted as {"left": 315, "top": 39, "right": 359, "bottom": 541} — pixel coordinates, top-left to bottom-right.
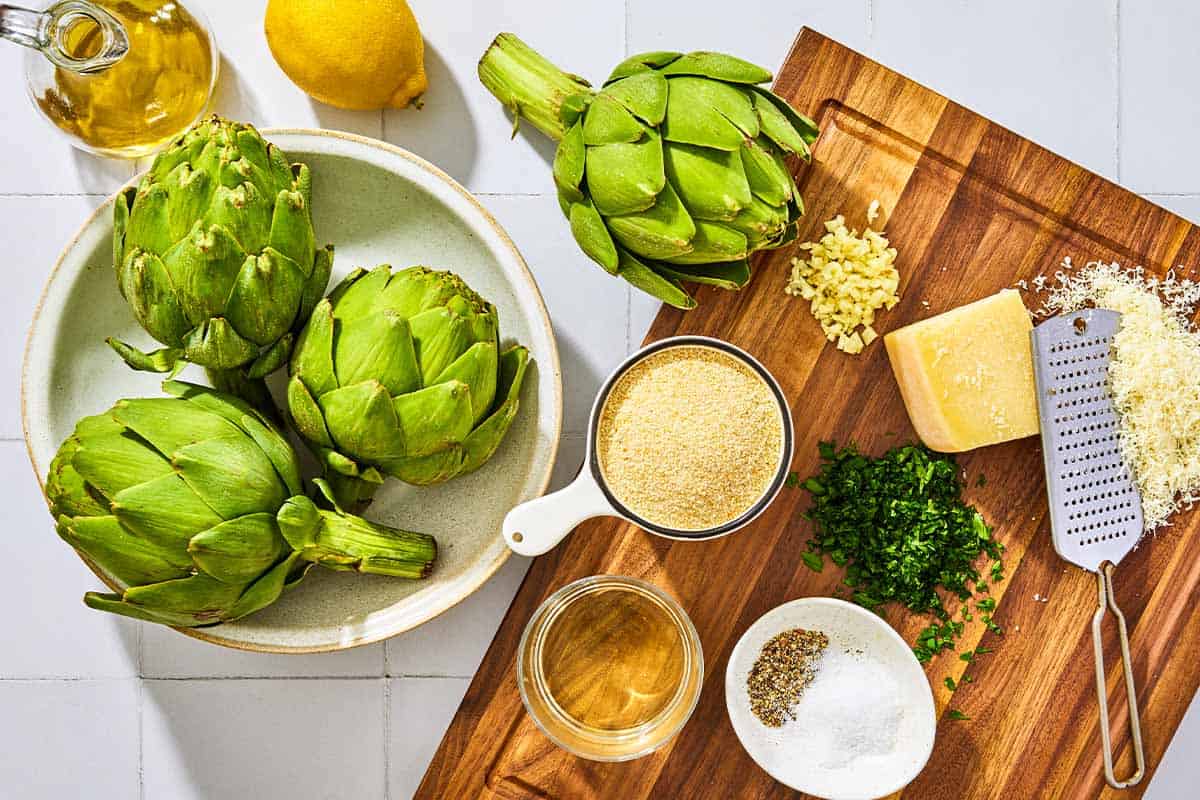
{"left": 518, "top": 575, "right": 704, "bottom": 761}
{"left": 34, "top": 1, "right": 216, "bottom": 156}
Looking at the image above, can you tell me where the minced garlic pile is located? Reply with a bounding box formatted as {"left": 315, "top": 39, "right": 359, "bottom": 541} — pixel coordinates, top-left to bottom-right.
{"left": 785, "top": 202, "right": 900, "bottom": 354}
{"left": 1040, "top": 260, "right": 1200, "bottom": 531}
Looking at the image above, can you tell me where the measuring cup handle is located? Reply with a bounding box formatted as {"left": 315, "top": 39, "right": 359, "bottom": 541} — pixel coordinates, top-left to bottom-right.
{"left": 503, "top": 469, "right": 613, "bottom": 557}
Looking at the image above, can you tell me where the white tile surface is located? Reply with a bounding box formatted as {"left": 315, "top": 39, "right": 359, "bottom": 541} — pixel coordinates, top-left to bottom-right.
{"left": 0, "top": 680, "right": 139, "bottom": 799}
{"left": 0, "top": 441, "right": 139, "bottom": 678}
{"left": 1120, "top": 1, "right": 1200, "bottom": 192}
{"left": 141, "top": 625, "right": 384, "bottom": 678}
{"left": 484, "top": 194, "right": 630, "bottom": 433}
{"left": 0, "top": 195, "right": 108, "bottom": 440}
{"left": 141, "top": 678, "right": 386, "bottom": 800}
{"left": 383, "top": 0, "right": 625, "bottom": 194}
{"left": 2, "top": 3, "right": 1198, "bottom": 799}
{"left": 387, "top": 677, "right": 471, "bottom": 800}
{"left": 870, "top": 0, "right": 1120, "bottom": 179}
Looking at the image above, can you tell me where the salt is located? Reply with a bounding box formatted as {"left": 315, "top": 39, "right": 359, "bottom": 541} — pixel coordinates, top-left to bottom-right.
{"left": 774, "top": 645, "right": 904, "bottom": 769}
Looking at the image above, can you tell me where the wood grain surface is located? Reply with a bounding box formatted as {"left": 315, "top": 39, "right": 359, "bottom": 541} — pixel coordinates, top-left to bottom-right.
{"left": 417, "top": 29, "right": 1200, "bottom": 800}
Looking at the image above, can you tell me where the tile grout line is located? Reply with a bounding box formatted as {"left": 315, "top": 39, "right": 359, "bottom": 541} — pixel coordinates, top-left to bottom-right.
{"left": 0, "top": 192, "right": 109, "bottom": 198}
{"left": 866, "top": 0, "right": 875, "bottom": 38}
{"left": 136, "top": 675, "right": 145, "bottom": 800}
{"left": 382, "top": 677, "right": 392, "bottom": 800}
{"left": 1114, "top": 0, "right": 1121, "bottom": 183}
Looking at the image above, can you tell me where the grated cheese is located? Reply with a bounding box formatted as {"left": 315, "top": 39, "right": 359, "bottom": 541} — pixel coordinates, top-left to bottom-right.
{"left": 1041, "top": 260, "right": 1200, "bottom": 530}
{"left": 785, "top": 210, "right": 900, "bottom": 355}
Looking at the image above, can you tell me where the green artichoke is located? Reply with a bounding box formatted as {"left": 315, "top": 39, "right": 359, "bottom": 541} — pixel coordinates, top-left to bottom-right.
{"left": 478, "top": 33, "right": 818, "bottom": 309}
{"left": 108, "top": 115, "right": 333, "bottom": 411}
{"left": 46, "top": 380, "right": 436, "bottom": 628}
{"left": 287, "top": 265, "right": 530, "bottom": 508}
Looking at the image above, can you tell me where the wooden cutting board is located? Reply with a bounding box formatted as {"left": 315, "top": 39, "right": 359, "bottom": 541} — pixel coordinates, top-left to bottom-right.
{"left": 417, "top": 29, "right": 1200, "bottom": 800}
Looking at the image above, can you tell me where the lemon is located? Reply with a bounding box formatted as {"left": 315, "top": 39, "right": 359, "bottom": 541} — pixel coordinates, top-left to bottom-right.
{"left": 264, "top": 0, "right": 427, "bottom": 110}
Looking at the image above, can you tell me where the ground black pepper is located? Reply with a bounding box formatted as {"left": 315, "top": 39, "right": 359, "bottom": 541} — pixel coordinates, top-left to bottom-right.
{"left": 747, "top": 627, "right": 829, "bottom": 727}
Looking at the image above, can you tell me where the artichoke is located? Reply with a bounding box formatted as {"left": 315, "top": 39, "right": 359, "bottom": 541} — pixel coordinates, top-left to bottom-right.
{"left": 108, "top": 115, "right": 333, "bottom": 411}
{"left": 287, "top": 265, "right": 530, "bottom": 508}
{"left": 478, "top": 33, "right": 818, "bottom": 309}
{"left": 46, "top": 380, "right": 436, "bottom": 628}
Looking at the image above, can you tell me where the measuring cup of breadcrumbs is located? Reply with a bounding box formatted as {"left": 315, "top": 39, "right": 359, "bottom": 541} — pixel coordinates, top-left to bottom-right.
{"left": 504, "top": 336, "right": 794, "bottom": 556}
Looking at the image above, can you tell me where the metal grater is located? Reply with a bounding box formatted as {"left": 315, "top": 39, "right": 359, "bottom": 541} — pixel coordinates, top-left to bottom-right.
{"left": 1031, "top": 309, "right": 1145, "bottom": 789}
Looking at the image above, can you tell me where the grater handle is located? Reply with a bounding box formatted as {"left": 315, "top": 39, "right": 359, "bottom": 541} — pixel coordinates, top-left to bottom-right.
{"left": 1091, "top": 561, "right": 1145, "bottom": 789}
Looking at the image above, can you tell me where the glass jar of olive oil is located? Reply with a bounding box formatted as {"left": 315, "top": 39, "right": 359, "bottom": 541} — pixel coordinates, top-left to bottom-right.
{"left": 1, "top": 0, "right": 216, "bottom": 157}
{"left": 518, "top": 575, "right": 704, "bottom": 761}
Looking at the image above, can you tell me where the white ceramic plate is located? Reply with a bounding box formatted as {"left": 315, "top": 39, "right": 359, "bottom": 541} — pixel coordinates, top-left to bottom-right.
{"left": 22, "top": 129, "right": 561, "bottom": 653}
{"left": 725, "top": 598, "right": 936, "bottom": 800}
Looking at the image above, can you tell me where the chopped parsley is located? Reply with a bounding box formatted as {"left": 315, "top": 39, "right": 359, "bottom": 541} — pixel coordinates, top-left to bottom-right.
{"left": 799, "top": 441, "right": 1003, "bottom": 659}
{"left": 947, "top": 709, "right": 971, "bottom": 721}
{"left": 784, "top": 471, "right": 800, "bottom": 489}
{"left": 800, "top": 551, "right": 824, "bottom": 572}
{"left": 944, "top": 676, "right": 957, "bottom": 691}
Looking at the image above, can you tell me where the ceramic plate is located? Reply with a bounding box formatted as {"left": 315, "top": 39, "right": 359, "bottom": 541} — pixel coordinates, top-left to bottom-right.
{"left": 725, "top": 597, "right": 936, "bottom": 800}
{"left": 22, "top": 129, "right": 561, "bottom": 653}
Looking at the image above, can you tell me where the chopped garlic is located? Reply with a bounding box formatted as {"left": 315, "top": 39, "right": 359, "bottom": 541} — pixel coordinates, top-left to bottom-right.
{"left": 1042, "top": 260, "right": 1200, "bottom": 531}
{"left": 785, "top": 210, "right": 900, "bottom": 354}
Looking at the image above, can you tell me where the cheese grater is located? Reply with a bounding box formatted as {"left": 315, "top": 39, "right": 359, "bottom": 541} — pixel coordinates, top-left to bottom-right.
{"left": 1031, "top": 309, "right": 1145, "bottom": 789}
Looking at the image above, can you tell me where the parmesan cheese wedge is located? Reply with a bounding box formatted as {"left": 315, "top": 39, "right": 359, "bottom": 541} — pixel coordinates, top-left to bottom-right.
{"left": 884, "top": 289, "right": 1039, "bottom": 452}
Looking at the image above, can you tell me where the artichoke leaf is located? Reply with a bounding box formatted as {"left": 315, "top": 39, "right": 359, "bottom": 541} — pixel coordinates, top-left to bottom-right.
{"left": 729, "top": 194, "right": 790, "bottom": 248}
{"left": 663, "top": 141, "right": 751, "bottom": 221}
{"left": 662, "top": 77, "right": 759, "bottom": 150}
{"left": 203, "top": 368, "right": 277, "bottom": 422}
{"left": 606, "top": 180, "right": 697, "bottom": 260}
{"left": 47, "top": 434, "right": 109, "bottom": 519}
{"left": 164, "top": 380, "right": 303, "bottom": 496}
{"left": 408, "top": 306, "right": 475, "bottom": 385}
{"left": 188, "top": 513, "right": 286, "bottom": 584}
{"left": 582, "top": 94, "right": 644, "bottom": 145}
{"left": 84, "top": 591, "right": 219, "bottom": 628}
{"left": 603, "top": 72, "right": 668, "bottom": 125}
{"left": 113, "top": 187, "right": 133, "bottom": 277}
{"left": 246, "top": 333, "right": 293, "bottom": 379}
{"left": 328, "top": 265, "right": 391, "bottom": 320}
{"left": 286, "top": 375, "right": 335, "bottom": 450}
{"left": 159, "top": 223, "right": 248, "bottom": 326}
{"left": 615, "top": 248, "right": 697, "bottom": 310}
{"left": 660, "top": 51, "right": 773, "bottom": 84}
{"left": 181, "top": 317, "right": 259, "bottom": 370}
{"left": 290, "top": 299, "right": 338, "bottom": 396}
{"left": 60, "top": 515, "right": 192, "bottom": 587}
{"left": 202, "top": 180, "right": 274, "bottom": 255}
{"left": 111, "top": 396, "right": 239, "bottom": 455}
{"left": 225, "top": 249, "right": 308, "bottom": 347}
{"left": 553, "top": 121, "right": 586, "bottom": 200}
{"left": 266, "top": 188, "right": 317, "bottom": 271}
{"left": 606, "top": 51, "right": 682, "bottom": 83}
{"left": 584, "top": 132, "right": 666, "bottom": 216}
{"left": 71, "top": 420, "right": 174, "bottom": 499}
{"left": 117, "top": 250, "right": 191, "bottom": 347}
{"left": 333, "top": 310, "right": 421, "bottom": 396}
{"left": 660, "top": 220, "right": 747, "bottom": 265}
{"left": 751, "top": 87, "right": 819, "bottom": 146}
{"left": 391, "top": 380, "right": 475, "bottom": 457}
{"left": 323, "top": 470, "right": 383, "bottom": 511}
{"left": 383, "top": 449, "right": 464, "bottom": 487}
{"left": 225, "top": 552, "right": 307, "bottom": 621}
{"left": 460, "top": 345, "right": 530, "bottom": 474}
{"left": 122, "top": 572, "right": 245, "bottom": 624}
{"left": 106, "top": 338, "right": 183, "bottom": 374}
{"left": 652, "top": 259, "right": 751, "bottom": 290}
{"left": 319, "top": 381, "right": 407, "bottom": 462}
{"left": 741, "top": 139, "right": 794, "bottom": 207}
{"left": 752, "top": 92, "right": 808, "bottom": 155}
{"left": 173, "top": 432, "right": 287, "bottom": 519}
{"left": 431, "top": 341, "right": 500, "bottom": 424}
{"left": 297, "top": 245, "right": 334, "bottom": 326}
{"left": 558, "top": 92, "right": 591, "bottom": 127}
{"left": 111, "top": 472, "right": 224, "bottom": 547}
{"left": 567, "top": 196, "right": 619, "bottom": 274}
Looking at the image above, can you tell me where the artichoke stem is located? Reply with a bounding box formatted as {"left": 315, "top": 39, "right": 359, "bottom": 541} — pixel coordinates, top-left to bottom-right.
{"left": 313, "top": 510, "right": 437, "bottom": 579}
{"left": 478, "top": 32, "right": 593, "bottom": 142}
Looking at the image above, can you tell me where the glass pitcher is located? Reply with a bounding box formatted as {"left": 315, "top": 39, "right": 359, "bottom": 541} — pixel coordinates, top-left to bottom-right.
{"left": 0, "top": 0, "right": 217, "bottom": 158}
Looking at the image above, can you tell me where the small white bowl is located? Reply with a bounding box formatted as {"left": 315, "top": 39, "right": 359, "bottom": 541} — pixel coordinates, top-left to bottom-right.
{"left": 725, "top": 597, "right": 936, "bottom": 800}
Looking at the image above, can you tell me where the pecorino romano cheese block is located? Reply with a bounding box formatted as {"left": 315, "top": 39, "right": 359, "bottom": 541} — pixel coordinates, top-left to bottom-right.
{"left": 884, "top": 289, "right": 1039, "bottom": 452}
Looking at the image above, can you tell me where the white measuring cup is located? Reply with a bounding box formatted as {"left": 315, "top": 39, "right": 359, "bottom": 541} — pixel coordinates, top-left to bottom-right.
{"left": 503, "top": 335, "right": 794, "bottom": 557}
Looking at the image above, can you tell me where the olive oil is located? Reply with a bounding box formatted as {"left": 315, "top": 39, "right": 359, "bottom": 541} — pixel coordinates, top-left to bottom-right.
{"left": 518, "top": 576, "right": 704, "bottom": 761}
{"left": 541, "top": 584, "right": 685, "bottom": 731}
{"left": 36, "top": 0, "right": 214, "bottom": 156}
